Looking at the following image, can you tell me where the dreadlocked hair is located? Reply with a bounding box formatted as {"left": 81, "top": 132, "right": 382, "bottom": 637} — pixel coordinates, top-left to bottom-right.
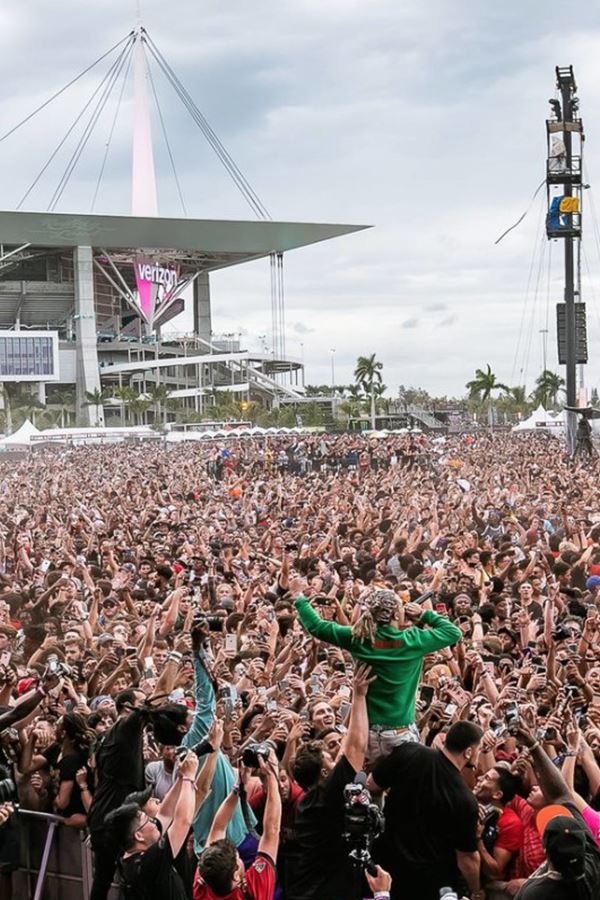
{"left": 351, "top": 605, "right": 378, "bottom": 644}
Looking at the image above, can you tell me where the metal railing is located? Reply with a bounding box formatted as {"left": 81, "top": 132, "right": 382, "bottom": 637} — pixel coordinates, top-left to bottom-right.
{"left": 13, "top": 808, "right": 119, "bottom": 900}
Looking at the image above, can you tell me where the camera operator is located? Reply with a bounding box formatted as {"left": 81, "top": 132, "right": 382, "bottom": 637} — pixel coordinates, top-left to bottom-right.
{"left": 88, "top": 684, "right": 190, "bottom": 900}
{"left": 367, "top": 721, "right": 484, "bottom": 900}
{"left": 292, "top": 580, "right": 461, "bottom": 755}
{"left": 194, "top": 747, "right": 281, "bottom": 900}
{"left": 288, "top": 664, "right": 374, "bottom": 900}
{"left": 105, "top": 749, "right": 199, "bottom": 900}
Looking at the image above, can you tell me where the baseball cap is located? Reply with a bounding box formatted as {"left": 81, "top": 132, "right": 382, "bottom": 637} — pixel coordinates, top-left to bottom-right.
{"left": 536, "top": 806, "right": 587, "bottom": 879}
{"left": 97, "top": 633, "right": 114, "bottom": 645}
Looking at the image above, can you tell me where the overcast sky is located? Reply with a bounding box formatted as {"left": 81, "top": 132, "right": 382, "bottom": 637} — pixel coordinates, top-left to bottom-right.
{"left": 2, "top": 0, "right": 600, "bottom": 397}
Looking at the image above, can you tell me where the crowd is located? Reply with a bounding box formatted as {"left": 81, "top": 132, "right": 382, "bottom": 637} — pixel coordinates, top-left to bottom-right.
{"left": 0, "top": 431, "right": 599, "bottom": 899}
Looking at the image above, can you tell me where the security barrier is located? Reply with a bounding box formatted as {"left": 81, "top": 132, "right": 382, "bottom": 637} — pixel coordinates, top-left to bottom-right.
{"left": 13, "top": 810, "right": 118, "bottom": 900}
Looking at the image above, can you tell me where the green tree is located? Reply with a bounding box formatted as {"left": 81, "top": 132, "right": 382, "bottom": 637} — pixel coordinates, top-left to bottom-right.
{"left": 354, "top": 354, "right": 384, "bottom": 429}
{"left": 128, "top": 397, "right": 151, "bottom": 426}
{"left": 49, "top": 388, "right": 76, "bottom": 428}
{"left": 83, "top": 387, "right": 110, "bottom": 426}
{"left": 532, "top": 369, "right": 565, "bottom": 410}
{"left": 466, "top": 364, "right": 509, "bottom": 429}
{"left": 112, "top": 386, "right": 137, "bottom": 425}
{"left": 146, "top": 384, "right": 172, "bottom": 426}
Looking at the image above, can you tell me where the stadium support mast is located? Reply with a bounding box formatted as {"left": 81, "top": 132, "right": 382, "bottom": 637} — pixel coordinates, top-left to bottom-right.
{"left": 131, "top": 27, "right": 158, "bottom": 216}
{"left": 545, "top": 65, "right": 586, "bottom": 455}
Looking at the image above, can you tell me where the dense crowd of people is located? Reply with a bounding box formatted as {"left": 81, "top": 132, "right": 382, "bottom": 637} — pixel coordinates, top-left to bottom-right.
{"left": 0, "top": 431, "right": 600, "bottom": 899}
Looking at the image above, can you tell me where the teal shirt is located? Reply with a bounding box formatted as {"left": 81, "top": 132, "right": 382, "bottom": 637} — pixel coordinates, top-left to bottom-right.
{"left": 182, "top": 650, "right": 255, "bottom": 853}
{"left": 295, "top": 598, "right": 462, "bottom": 728}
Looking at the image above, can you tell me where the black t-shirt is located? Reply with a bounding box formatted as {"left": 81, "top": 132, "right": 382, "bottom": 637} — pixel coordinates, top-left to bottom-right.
{"left": 372, "top": 743, "right": 478, "bottom": 883}
{"left": 516, "top": 804, "right": 600, "bottom": 900}
{"left": 87, "top": 709, "right": 146, "bottom": 834}
{"left": 290, "top": 754, "right": 360, "bottom": 900}
{"left": 120, "top": 834, "right": 187, "bottom": 900}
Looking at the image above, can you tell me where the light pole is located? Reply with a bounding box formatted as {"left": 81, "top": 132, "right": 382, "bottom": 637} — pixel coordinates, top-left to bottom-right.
{"left": 329, "top": 348, "right": 336, "bottom": 388}
{"left": 539, "top": 328, "right": 548, "bottom": 374}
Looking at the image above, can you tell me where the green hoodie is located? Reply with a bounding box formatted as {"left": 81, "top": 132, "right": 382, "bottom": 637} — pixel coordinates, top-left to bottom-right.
{"left": 295, "top": 597, "right": 462, "bottom": 729}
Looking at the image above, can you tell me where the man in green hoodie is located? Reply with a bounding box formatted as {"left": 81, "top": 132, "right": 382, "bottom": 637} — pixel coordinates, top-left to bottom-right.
{"left": 292, "top": 580, "right": 462, "bottom": 759}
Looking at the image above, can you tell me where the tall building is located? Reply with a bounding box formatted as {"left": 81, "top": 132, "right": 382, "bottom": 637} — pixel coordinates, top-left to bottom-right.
{"left": 0, "top": 28, "right": 366, "bottom": 427}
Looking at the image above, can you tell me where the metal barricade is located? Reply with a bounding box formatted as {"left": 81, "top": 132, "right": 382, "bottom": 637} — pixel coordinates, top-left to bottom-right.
{"left": 14, "top": 809, "right": 93, "bottom": 900}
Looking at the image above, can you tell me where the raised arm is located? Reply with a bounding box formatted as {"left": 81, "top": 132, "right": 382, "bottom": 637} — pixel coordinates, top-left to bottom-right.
{"left": 342, "top": 665, "right": 373, "bottom": 773}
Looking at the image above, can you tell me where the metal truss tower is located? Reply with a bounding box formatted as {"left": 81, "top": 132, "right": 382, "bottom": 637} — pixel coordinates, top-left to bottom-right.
{"left": 545, "top": 65, "right": 586, "bottom": 454}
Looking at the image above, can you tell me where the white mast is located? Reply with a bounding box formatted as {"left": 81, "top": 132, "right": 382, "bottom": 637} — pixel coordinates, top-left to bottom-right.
{"left": 131, "top": 25, "right": 158, "bottom": 216}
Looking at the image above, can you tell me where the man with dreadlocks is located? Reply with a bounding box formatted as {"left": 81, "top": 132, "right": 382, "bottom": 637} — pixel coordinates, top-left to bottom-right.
{"left": 292, "top": 579, "right": 461, "bottom": 759}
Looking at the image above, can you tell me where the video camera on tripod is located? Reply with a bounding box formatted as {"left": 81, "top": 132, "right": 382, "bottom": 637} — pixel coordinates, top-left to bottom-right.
{"left": 343, "top": 772, "right": 383, "bottom": 875}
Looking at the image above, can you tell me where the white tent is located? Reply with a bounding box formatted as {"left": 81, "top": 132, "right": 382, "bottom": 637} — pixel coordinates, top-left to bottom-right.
{"left": 0, "top": 419, "right": 40, "bottom": 447}
{"left": 512, "top": 405, "right": 564, "bottom": 432}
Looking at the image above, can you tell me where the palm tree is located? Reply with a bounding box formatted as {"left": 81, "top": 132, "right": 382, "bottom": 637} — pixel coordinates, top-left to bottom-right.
{"left": 83, "top": 388, "right": 110, "bottom": 426}
{"left": 6, "top": 389, "right": 45, "bottom": 429}
{"left": 146, "top": 384, "right": 172, "bottom": 426}
{"left": 354, "top": 354, "right": 384, "bottom": 429}
{"left": 0, "top": 384, "right": 13, "bottom": 434}
{"left": 533, "top": 369, "right": 565, "bottom": 410}
{"left": 49, "top": 388, "right": 76, "bottom": 428}
{"left": 128, "top": 397, "right": 151, "bottom": 426}
{"left": 466, "top": 364, "right": 509, "bottom": 429}
{"left": 112, "top": 386, "right": 137, "bottom": 426}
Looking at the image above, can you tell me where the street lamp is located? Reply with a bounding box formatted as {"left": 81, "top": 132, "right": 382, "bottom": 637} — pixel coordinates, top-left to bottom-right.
{"left": 329, "top": 348, "right": 336, "bottom": 388}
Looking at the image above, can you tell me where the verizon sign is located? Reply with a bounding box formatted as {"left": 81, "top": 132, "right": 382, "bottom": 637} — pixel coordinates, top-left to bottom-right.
{"left": 134, "top": 255, "right": 181, "bottom": 325}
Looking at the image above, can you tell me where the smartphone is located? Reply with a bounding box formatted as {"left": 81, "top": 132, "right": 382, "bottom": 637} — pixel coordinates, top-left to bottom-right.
{"left": 266, "top": 699, "right": 277, "bottom": 712}
{"left": 257, "top": 686, "right": 267, "bottom": 698}
{"left": 445, "top": 703, "right": 457, "bottom": 717}
{"left": 338, "top": 685, "right": 351, "bottom": 699}
{"left": 418, "top": 684, "right": 434, "bottom": 709}
{"left": 277, "top": 679, "right": 289, "bottom": 691}
{"left": 299, "top": 709, "right": 310, "bottom": 722}
{"left": 143, "top": 656, "right": 155, "bottom": 679}
{"left": 339, "top": 701, "right": 352, "bottom": 721}
{"left": 225, "top": 634, "right": 238, "bottom": 653}
{"left": 125, "top": 647, "right": 137, "bottom": 658}
{"left": 0, "top": 652, "right": 11, "bottom": 668}
{"left": 484, "top": 661, "right": 495, "bottom": 675}
{"left": 39, "top": 559, "right": 51, "bottom": 573}
{"left": 115, "top": 647, "right": 125, "bottom": 660}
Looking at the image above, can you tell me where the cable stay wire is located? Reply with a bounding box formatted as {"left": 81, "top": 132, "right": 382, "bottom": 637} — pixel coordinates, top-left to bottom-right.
{"left": 145, "top": 50, "right": 187, "bottom": 216}
{"left": 143, "top": 32, "right": 270, "bottom": 220}
{"left": 91, "top": 41, "right": 134, "bottom": 212}
{"left": 494, "top": 179, "right": 546, "bottom": 245}
{"left": 17, "top": 36, "right": 135, "bottom": 210}
{"left": 0, "top": 32, "right": 134, "bottom": 147}
{"left": 510, "top": 191, "right": 546, "bottom": 384}
{"left": 521, "top": 234, "right": 548, "bottom": 388}
{"left": 145, "top": 34, "right": 270, "bottom": 219}
{"left": 48, "top": 40, "right": 135, "bottom": 211}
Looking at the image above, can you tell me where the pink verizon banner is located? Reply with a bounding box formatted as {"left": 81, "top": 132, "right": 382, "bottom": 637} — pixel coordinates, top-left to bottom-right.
{"left": 133, "top": 256, "right": 181, "bottom": 324}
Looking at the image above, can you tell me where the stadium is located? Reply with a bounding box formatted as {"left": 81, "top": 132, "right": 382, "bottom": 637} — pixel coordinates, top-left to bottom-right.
{"left": 0, "top": 28, "right": 367, "bottom": 431}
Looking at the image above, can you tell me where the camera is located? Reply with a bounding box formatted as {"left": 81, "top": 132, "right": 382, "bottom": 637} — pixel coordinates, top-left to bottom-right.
{"left": 553, "top": 624, "right": 575, "bottom": 642}
{"left": 0, "top": 765, "right": 16, "bottom": 803}
{"left": 343, "top": 773, "right": 384, "bottom": 875}
{"left": 241, "top": 741, "right": 274, "bottom": 768}
{"left": 46, "top": 654, "right": 72, "bottom": 678}
{"left": 192, "top": 611, "right": 224, "bottom": 633}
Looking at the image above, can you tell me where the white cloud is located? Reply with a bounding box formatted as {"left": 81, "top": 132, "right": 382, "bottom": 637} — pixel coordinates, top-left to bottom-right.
{"left": 0, "top": 0, "right": 599, "bottom": 395}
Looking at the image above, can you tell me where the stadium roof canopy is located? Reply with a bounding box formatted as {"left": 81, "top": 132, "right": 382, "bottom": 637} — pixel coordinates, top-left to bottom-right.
{"left": 0, "top": 209, "right": 369, "bottom": 272}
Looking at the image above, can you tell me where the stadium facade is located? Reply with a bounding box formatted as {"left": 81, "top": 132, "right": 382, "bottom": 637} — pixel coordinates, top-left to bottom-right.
{"left": 0, "top": 29, "right": 367, "bottom": 428}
